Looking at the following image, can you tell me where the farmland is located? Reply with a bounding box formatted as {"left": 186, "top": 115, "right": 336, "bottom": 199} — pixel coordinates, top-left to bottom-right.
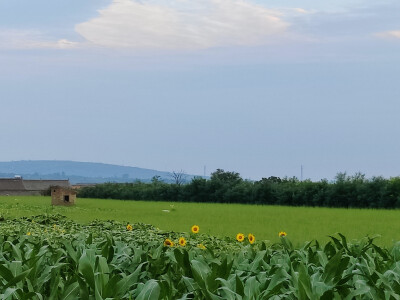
{"left": 1, "top": 196, "right": 400, "bottom": 298}
{"left": 0, "top": 196, "right": 399, "bottom": 246}
{"left": 1, "top": 211, "right": 400, "bottom": 298}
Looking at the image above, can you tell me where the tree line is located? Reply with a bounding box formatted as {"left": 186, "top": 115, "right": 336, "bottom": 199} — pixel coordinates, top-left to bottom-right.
{"left": 77, "top": 169, "right": 400, "bottom": 209}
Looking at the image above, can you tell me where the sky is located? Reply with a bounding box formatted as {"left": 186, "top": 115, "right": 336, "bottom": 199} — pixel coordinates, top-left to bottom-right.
{"left": 0, "top": 0, "right": 399, "bottom": 181}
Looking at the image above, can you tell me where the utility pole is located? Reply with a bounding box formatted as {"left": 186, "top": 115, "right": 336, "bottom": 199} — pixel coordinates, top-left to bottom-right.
{"left": 301, "top": 165, "right": 303, "bottom": 181}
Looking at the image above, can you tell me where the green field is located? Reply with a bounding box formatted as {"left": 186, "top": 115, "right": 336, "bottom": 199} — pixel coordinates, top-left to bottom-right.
{"left": 1, "top": 195, "right": 399, "bottom": 246}
{"left": 2, "top": 196, "right": 400, "bottom": 298}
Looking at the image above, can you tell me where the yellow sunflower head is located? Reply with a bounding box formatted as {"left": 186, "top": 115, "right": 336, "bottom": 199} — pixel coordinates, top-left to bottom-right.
{"left": 279, "top": 231, "right": 287, "bottom": 237}
{"left": 126, "top": 224, "right": 133, "bottom": 231}
{"left": 236, "top": 233, "right": 245, "bottom": 242}
{"left": 164, "top": 239, "right": 174, "bottom": 247}
{"left": 197, "top": 243, "right": 206, "bottom": 250}
{"left": 27, "top": 232, "right": 31, "bottom": 236}
{"left": 179, "top": 237, "right": 187, "bottom": 247}
{"left": 248, "top": 233, "right": 255, "bottom": 244}
{"left": 191, "top": 225, "right": 199, "bottom": 234}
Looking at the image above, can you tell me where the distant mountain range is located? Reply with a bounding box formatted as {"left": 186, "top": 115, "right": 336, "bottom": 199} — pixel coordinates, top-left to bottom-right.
{"left": 0, "top": 160, "right": 201, "bottom": 184}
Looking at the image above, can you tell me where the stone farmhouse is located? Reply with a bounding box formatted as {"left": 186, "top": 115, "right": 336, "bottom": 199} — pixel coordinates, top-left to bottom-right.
{"left": 0, "top": 178, "right": 70, "bottom": 196}
{"left": 51, "top": 186, "right": 76, "bottom": 206}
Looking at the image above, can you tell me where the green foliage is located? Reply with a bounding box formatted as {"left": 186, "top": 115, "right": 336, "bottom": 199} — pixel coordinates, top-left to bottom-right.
{"left": 1, "top": 214, "right": 400, "bottom": 299}
{"left": 79, "top": 171, "right": 400, "bottom": 209}
{"left": 2, "top": 196, "right": 400, "bottom": 246}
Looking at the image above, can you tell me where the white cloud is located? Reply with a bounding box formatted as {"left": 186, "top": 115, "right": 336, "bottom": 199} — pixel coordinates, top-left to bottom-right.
{"left": 41, "top": 39, "right": 79, "bottom": 49}
{"left": 75, "top": 0, "right": 289, "bottom": 50}
{"left": 0, "top": 29, "right": 78, "bottom": 49}
{"left": 375, "top": 30, "right": 400, "bottom": 39}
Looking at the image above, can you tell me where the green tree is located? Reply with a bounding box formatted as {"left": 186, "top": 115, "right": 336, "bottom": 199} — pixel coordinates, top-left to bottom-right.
{"left": 210, "top": 169, "right": 242, "bottom": 184}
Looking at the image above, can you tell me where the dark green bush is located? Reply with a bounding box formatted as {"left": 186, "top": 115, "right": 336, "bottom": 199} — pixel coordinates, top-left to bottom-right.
{"left": 78, "top": 170, "right": 400, "bottom": 209}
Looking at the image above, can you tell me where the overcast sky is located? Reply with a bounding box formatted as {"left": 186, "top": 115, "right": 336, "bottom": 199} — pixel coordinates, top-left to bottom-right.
{"left": 1, "top": 0, "right": 399, "bottom": 181}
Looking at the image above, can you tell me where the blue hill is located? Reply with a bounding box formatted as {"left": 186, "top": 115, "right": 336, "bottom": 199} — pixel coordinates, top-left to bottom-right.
{"left": 0, "top": 160, "right": 199, "bottom": 184}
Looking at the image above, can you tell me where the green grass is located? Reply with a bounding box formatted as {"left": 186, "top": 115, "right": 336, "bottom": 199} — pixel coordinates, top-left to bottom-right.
{"left": 1, "top": 195, "right": 399, "bottom": 246}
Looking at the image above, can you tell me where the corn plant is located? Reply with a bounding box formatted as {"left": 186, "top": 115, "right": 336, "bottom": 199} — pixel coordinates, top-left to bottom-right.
{"left": 1, "top": 214, "right": 400, "bottom": 299}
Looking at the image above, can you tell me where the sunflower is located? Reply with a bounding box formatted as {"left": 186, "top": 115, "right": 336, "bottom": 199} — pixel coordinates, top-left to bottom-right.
{"left": 179, "top": 237, "right": 187, "bottom": 247}
{"left": 126, "top": 224, "right": 133, "bottom": 231}
{"left": 197, "top": 243, "right": 206, "bottom": 250}
{"left": 248, "top": 233, "right": 255, "bottom": 244}
{"left": 279, "top": 231, "right": 287, "bottom": 237}
{"left": 27, "top": 232, "right": 31, "bottom": 236}
{"left": 236, "top": 233, "right": 245, "bottom": 242}
{"left": 191, "top": 225, "right": 200, "bottom": 234}
{"left": 164, "top": 239, "right": 174, "bottom": 247}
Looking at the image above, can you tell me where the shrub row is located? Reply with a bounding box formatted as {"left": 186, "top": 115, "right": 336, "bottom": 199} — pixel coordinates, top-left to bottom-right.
{"left": 78, "top": 170, "right": 400, "bottom": 208}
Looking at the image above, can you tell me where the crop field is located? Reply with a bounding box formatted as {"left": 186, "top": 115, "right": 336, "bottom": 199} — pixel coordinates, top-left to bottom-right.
{"left": 1, "top": 213, "right": 400, "bottom": 298}
{"left": 0, "top": 196, "right": 399, "bottom": 246}
{"left": 1, "top": 196, "right": 400, "bottom": 298}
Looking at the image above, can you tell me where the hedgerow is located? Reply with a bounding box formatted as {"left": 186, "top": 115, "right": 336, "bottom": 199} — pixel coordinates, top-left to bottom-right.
{"left": 78, "top": 170, "right": 400, "bottom": 208}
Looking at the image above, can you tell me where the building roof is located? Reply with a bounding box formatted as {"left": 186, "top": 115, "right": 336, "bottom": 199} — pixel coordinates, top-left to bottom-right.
{"left": 0, "top": 178, "right": 70, "bottom": 192}
{"left": 23, "top": 180, "right": 70, "bottom": 191}
{"left": 0, "top": 178, "right": 26, "bottom": 191}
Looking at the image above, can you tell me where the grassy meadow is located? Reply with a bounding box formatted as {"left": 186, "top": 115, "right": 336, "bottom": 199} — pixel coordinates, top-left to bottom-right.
{"left": 0, "top": 195, "right": 399, "bottom": 246}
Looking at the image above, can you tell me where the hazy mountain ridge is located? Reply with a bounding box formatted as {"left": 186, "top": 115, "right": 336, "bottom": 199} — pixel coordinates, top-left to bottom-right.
{"left": 0, "top": 160, "right": 197, "bottom": 184}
